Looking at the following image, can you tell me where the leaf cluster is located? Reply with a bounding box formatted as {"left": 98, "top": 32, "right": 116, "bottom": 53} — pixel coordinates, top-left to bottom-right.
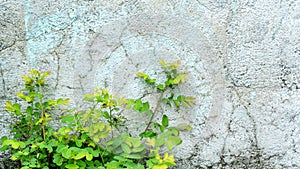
{"left": 1, "top": 60, "right": 195, "bottom": 169}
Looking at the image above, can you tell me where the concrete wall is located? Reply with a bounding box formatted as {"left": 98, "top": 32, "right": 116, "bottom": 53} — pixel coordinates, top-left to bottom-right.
{"left": 0, "top": 0, "right": 299, "bottom": 168}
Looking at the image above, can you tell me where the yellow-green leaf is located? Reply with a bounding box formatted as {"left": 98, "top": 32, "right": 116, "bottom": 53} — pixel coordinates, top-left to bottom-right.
{"left": 74, "top": 151, "right": 86, "bottom": 160}
{"left": 11, "top": 155, "right": 18, "bottom": 161}
{"left": 65, "top": 164, "right": 79, "bottom": 169}
{"left": 6, "top": 101, "right": 14, "bottom": 111}
{"left": 86, "top": 153, "right": 93, "bottom": 161}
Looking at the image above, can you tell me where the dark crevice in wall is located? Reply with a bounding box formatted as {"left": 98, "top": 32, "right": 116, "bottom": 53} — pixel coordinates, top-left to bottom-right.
{"left": 0, "top": 62, "right": 7, "bottom": 98}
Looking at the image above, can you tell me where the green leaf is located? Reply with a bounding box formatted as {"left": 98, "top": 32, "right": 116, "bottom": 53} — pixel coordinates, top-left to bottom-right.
{"left": 173, "top": 74, "right": 188, "bottom": 84}
{"left": 11, "top": 142, "right": 20, "bottom": 149}
{"left": 1, "top": 136, "right": 8, "bottom": 142}
{"left": 139, "top": 131, "right": 157, "bottom": 138}
{"left": 26, "top": 106, "right": 33, "bottom": 115}
{"left": 61, "top": 115, "right": 74, "bottom": 124}
{"left": 75, "top": 140, "right": 83, "bottom": 147}
{"left": 156, "top": 137, "right": 165, "bottom": 147}
{"left": 159, "top": 125, "right": 165, "bottom": 132}
{"left": 86, "top": 153, "right": 93, "bottom": 161}
{"left": 139, "top": 102, "right": 150, "bottom": 113}
{"left": 165, "top": 79, "right": 174, "bottom": 86}
{"left": 56, "top": 144, "right": 68, "bottom": 153}
{"left": 57, "top": 98, "right": 64, "bottom": 104}
{"left": 183, "top": 96, "right": 196, "bottom": 107}
{"left": 19, "top": 142, "right": 26, "bottom": 148}
{"left": 121, "top": 143, "right": 131, "bottom": 154}
{"left": 76, "top": 160, "right": 86, "bottom": 167}
{"left": 53, "top": 154, "right": 63, "bottom": 166}
{"left": 103, "top": 111, "right": 110, "bottom": 119}
{"left": 136, "top": 72, "right": 149, "bottom": 79}
{"left": 173, "top": 100, "right": 180, "bottom": 107}
{"left": 131, "top": 145, "right": 145, "bottom": 153}
{"left": 6, "top": 101, "right": 14, "bottom": 112}
{"left": 165, "top": 136, "right": 182, "bottom": 150}
{"left": 62, "top": 148, "right": 72, "bottom": 159}
{"left": 176, "top": 123, "right": 192, "bottom": 131}
{"left": 13, "top": 103, "right": 21, "bottom": 115}
{"left": 91, "top": 149, "right": 100, "bottom": 157}
{"left": 65, "top": 164, "right": 79, "bottom": 169}
{"left": 74, "top": 151, "right": 86, "bottom": 160}
{"left": 162, "top": 115, "right": 169, "bottom": 127}
{"left": 157, "top": 84, "right": 165, "bottom": 91}
{"left": 146, "top": 78, "right": 156, "bottom": 84}
{"left": 133, "top": 99, "right": 143, "bottom": 111}
{"left": 123, "top": 154, "right": 143, "bottom": 159}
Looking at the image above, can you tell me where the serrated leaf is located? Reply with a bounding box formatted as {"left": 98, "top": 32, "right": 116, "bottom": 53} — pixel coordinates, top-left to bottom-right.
{"left": 183, "top": 96, "right": 196, "bottom": 107}
{"left": 162, "top": 115, "right": 169, "bottom": 127}
{"left": 173, "top": 74, "right": 188, "bottom": 84}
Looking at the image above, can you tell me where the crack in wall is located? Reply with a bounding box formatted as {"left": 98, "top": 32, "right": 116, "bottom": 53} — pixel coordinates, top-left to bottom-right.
{"left": 231, "top": 86, "right": 262, "bottom": 169}
{"left": 0, "top": 62, "right": 6, "bottom": 98}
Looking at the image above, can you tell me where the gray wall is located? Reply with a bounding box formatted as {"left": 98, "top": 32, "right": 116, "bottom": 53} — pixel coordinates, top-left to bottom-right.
{"left": 0, "top": 0, "right": 299, "bottom": 168}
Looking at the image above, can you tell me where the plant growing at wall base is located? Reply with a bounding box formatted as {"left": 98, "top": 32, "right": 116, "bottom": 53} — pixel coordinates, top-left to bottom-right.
{"left": 1, "top": 60, "right": 195, "bottom": 169}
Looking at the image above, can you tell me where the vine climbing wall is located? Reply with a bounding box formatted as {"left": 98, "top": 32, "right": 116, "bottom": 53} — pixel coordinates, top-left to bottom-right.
{"left": 0, "top": 0, "right": 299, "bottom": 168}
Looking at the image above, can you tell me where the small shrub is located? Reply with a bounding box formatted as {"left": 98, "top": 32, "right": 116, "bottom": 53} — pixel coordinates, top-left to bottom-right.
{"left": 1, "top": 60, "right": 195, "bottom": 169}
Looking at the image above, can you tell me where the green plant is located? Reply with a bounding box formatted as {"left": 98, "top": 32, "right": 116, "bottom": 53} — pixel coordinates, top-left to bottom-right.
{"left": 1, "top": 60, "right": 195, "bottom": 169}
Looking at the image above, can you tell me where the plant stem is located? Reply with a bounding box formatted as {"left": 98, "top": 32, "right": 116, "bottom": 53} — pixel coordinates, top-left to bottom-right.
{"left": 99, "top": 147, "right": 105, "bottom": 165}
{"left": 143, "top": 91, "right": 164, "bottom": 133}
{"left": 38, "top": 85, "right": 46, "bottom": 142}
{"left": 109, "top": 107, "right": 114, "bottom": 138}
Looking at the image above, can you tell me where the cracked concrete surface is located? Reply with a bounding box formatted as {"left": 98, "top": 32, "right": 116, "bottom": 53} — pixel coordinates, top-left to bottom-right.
{"left": 0, "top": 0, "right": 299, "bottom": 168}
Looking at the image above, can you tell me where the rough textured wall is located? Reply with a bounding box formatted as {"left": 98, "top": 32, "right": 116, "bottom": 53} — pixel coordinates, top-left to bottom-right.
{"left": 0, "top": 0, "right": 299, "bottom": 168}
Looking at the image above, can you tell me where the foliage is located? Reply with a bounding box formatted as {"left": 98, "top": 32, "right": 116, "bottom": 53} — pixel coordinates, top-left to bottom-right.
{"left": 1, "top": 60, "right": 195, "bottom": 169}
